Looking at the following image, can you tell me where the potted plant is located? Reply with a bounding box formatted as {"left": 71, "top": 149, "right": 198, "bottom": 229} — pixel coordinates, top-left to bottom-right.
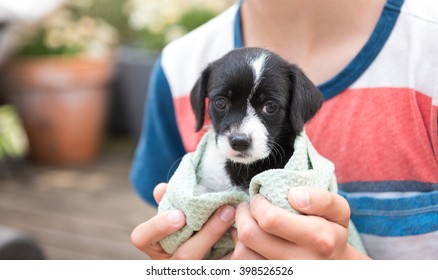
{"left": 0, "top": 0, "right": 118, "bottom": 165}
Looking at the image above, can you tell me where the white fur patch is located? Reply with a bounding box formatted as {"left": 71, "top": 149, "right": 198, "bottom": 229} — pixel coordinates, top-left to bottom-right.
{"left": 216, "top": 103, "right": 269, "bottom": 164}
{"left": 196, "top": 133, "right": 234, "bottom": 194}
{"left": 249, "top": 51, "right": 269, "bottom": 95}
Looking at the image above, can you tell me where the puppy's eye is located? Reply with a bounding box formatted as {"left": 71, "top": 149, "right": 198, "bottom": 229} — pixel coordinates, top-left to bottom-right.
{"left": 215, "top": 97, "right": 227, "bottom": 110}
{"left": 262, "top": 102, "right": 278, "bottom": 114}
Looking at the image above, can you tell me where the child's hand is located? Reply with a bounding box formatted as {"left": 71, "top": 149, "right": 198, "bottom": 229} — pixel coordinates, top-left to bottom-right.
{"left": 131, "top": 183, "right": 236, "bottom": 259}
{"left": 231, "top": 187, "right": 370, "bottom": 260}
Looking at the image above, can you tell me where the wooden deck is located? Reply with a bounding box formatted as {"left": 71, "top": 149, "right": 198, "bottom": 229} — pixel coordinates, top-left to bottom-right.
{"left": 0, "top": 138, "right": 156, "bottom": 259}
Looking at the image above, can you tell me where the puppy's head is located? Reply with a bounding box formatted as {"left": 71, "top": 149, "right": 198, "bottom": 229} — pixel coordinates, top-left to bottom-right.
{"left": 191, "top": 48, "right": 322, "bottom": 164}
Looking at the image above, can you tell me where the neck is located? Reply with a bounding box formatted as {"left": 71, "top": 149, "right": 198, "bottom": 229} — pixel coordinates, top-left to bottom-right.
{"left": 241, "top": 0, "right": 386, "bottom": 84}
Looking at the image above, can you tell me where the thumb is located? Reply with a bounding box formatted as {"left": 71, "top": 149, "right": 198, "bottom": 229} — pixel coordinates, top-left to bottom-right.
{"left": 153, "top": 183, "right": 168, "bottom": 204}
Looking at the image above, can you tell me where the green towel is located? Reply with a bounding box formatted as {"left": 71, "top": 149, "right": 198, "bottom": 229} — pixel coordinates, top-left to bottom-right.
{"left": 158, "top": 129, "right": 366, "bottom": 259}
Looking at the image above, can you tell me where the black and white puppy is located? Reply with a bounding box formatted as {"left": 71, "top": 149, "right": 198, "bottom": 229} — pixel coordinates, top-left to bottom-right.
{"left": 191, "top": 48, "right": 323, "bottom": 194}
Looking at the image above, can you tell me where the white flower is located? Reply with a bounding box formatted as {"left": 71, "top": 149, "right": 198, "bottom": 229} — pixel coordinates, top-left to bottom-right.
{"left": 40, "top": 4, "right": 118, "bottom": 57}
{"left": 124, "top": 0, "right": 235, "bottom": 32}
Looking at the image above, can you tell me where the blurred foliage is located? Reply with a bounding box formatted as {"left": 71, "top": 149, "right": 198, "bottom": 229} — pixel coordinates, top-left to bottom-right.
{"left": 0, "top": 105, "right": 28, "bottom": 160}
{"left": 16, "top": 0, "right": 118, "bottom": 57}
{"left": 16, "top": 0, "right": 234, "bottom": 55}
{"left": 85, "top": 0, "right": 135, "bottom": 44}
{"left": 134, "top": 8, "right": 217, "bottom": 51}
{"left": 178, "top": 8, "right": 217, "bottom": 34}
{"left": 122, "top": 0, "right": 234, "bottom": 52}
{"left": 18, "top": 29, "right": 82, "bottom": 56}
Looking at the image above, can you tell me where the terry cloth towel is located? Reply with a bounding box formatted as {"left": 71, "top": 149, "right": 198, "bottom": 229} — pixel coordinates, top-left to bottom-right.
{"left": 158, "top": 129, "right": 367, "bottom": 259}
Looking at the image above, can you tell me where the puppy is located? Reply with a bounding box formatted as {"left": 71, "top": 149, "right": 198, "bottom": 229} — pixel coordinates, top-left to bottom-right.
{"left": 190, "top": 48, "right": 323, "bottom": 194}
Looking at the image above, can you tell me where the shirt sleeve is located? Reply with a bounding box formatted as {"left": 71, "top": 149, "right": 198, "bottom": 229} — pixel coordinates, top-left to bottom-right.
{"left": 130, "top": 55, "right": 186, "bottom": 206}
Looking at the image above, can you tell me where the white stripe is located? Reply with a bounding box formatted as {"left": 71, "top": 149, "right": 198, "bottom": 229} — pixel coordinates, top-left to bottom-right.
{"left": 360, "top": 231, "right": 438, "bottom": 259}
{"left": 346, "top": 192, "right": 425, "bottom": 199}
{"left": 161, "top": 4, "right": 238, "bottom": 98}
{"left": 351, "top": 5, "right": 438, "bottom": 105}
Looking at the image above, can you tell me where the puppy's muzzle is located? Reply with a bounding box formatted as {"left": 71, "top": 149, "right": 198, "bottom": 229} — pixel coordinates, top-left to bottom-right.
{"left": 229, "top": 133, "right": 252, "bottom": 152}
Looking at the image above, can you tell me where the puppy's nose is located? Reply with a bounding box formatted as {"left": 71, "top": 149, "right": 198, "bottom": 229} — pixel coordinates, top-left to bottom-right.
{"left": 229, "top": 134, "right": 251, "bottom": 152}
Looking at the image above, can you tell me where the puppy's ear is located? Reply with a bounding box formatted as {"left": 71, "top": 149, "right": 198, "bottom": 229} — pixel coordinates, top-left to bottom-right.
{"left": 190, "top": 66, "right": 211, "bottom": 132}
{"left": 288, "top": 65, "right": 323, "bottom": 135}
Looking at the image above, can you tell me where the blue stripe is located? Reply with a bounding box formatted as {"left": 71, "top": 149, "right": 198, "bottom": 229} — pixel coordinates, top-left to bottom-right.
{"left": 234, "top": 2, "right": 243, "bottom": 48}
{"left": 341, "top": 190, "right": 438, "bottom": 236}
{"left": 319, "top": 0, "right": 404, "bottom": 99}
{"left": 352, "top": 211, "right": 437, "bottom": 236}
{"left": 340, "top": 181, "right": 438, "bottom": 193}
{"left": 233, "top": 0, "right": 405, "bottom": 99}
{"left": 131, "top": 56, "right": 186, "bottom": 206}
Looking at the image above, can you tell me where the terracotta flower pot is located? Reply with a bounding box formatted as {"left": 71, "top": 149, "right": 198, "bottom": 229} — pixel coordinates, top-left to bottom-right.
{"left": 0, "top": 55, "right": 114, "bottom": 165}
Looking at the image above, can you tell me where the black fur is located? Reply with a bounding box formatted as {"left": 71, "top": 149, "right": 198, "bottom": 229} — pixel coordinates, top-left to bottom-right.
{"left": 191, "top": 48, "right": 323, "bottom": 189}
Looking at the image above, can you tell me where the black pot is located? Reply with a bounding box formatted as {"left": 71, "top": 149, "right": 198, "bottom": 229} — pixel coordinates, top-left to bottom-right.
{"left": 109, "top": 47, "right": 158, "bottom": 143}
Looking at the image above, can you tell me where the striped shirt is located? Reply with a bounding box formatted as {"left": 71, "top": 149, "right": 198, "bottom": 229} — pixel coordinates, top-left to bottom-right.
{"left": 131, "top": 0, "right": 438, "bottom": 259}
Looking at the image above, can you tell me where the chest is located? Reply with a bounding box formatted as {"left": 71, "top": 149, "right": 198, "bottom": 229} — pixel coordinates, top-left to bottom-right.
{"left": 306, "top": 88, "right": 438, "bottom": 185}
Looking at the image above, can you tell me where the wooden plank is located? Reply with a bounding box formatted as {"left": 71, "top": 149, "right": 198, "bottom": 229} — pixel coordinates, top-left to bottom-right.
{"left": 0, "top": 203, "right": 135, "bottom": 242}
{"left": 0, "top": 189, "right": 155, "bottom": 229}
{"left": 0, "top": 143, "right": 157, "bottom": 260}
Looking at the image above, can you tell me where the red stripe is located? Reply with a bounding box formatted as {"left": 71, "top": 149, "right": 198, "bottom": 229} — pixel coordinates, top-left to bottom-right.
{"left": 173, "top": 95, "right": 210, "bottom": 152}
{"left": 174, "top": 88, "right": 438, "bottom": 184}
{"left": 306, "top": 88, "right": 438, "bottom": 184}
